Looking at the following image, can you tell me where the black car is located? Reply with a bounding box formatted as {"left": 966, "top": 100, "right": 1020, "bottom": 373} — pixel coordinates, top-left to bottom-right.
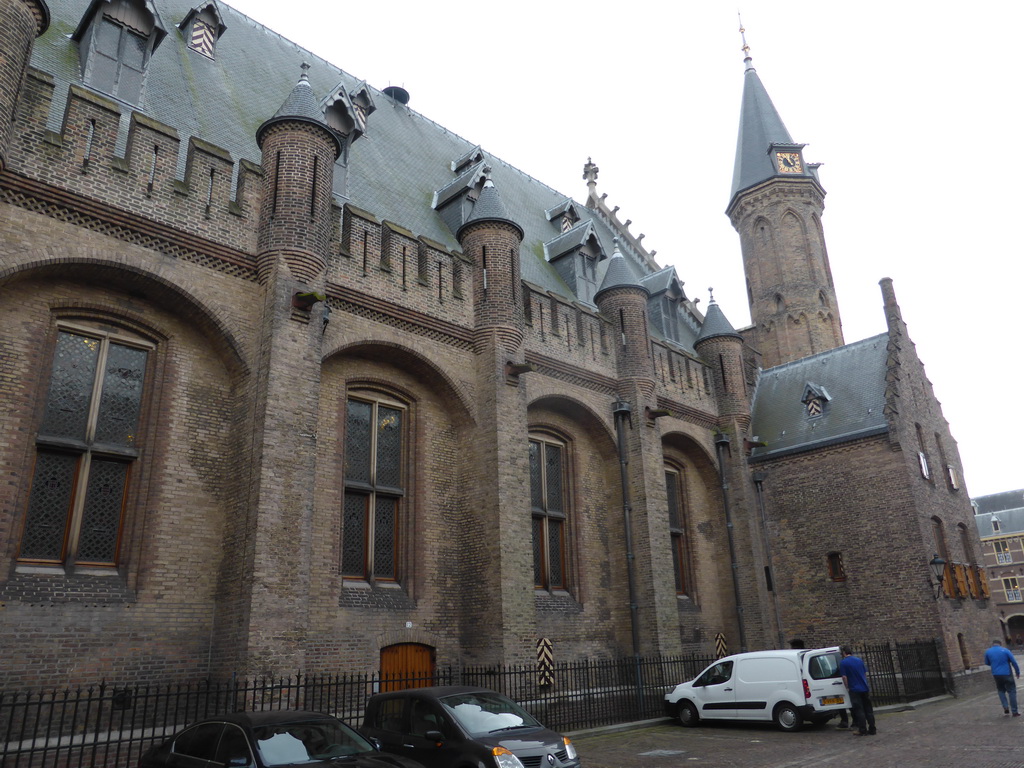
{"left": 361, "top": 686, "right": 581, "bottom": 768}
{"left": 139, "top": 709, "right": 424, "bottom": 767}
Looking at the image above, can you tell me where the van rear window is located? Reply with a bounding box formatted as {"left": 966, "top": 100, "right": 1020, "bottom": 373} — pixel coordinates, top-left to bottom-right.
{"left": 808, "top": 652, "right": 842, "bottom": 680}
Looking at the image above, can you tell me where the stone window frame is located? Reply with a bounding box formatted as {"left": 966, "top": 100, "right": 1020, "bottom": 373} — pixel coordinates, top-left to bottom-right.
{"left": 529, "top": 430, "right": 573, "bottom": 593}
{"left": 341, "top": 388, "right": 409, "bottom": 584}
{"left": 664, "top": 464, "right": 694, "bottom": 598}
{"left": 17, "top": 320, "right": 155, "bottom": 573}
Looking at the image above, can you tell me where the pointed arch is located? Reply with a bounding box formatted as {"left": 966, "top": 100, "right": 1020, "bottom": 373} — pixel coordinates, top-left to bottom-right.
{"left": 780, "top": 210, "right": 812, "bottom": 284}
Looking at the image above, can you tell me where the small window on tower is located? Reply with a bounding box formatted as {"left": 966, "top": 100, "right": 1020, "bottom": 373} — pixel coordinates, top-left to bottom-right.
{"left": 806, "top": 397, "right": 824, "bottom": 417}
{"left": 827, "top": 552, "right": 846, "bottom": 582}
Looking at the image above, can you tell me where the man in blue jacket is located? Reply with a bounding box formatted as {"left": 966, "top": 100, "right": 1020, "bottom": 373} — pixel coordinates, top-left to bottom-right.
{"left": 839, "top": 646, "right": 876, "bottom": 736}
{"left": 983, "top": 639, "right": 1021, "bottom": 716}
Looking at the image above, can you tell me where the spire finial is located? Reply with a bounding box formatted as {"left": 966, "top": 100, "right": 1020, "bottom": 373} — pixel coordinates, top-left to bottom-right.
{"left": 738, "top": 13, "right": 753, "bottom": 70}
{"left": 708, "top": 287, "right": 716, "bottom": 303}
{"left": 299, "top": 61, "right": 311, "bottom": 83}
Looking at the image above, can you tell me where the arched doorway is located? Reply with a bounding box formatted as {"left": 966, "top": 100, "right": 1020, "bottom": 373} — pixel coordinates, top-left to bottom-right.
{"left": 380, "top": 643, "right": 435, "bottom": 691}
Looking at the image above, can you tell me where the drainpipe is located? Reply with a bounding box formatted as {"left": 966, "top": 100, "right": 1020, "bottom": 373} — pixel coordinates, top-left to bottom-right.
{"left": 613, "top": 399, "right": 642, "bottom": 660}
{"left": 753, "top": 471, "right": 785, "bottom": 648}
{"left": 715, "top": 431, "right": 747, "bottom": 653}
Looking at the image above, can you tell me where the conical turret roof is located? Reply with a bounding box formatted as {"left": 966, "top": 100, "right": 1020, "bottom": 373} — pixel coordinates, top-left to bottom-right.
{"left": 257, "top": 65, "right": 341, "bottom": 157}
{"left": 696, "top": 294, "right": 742, "bottom": 344}
{"left": 456, "top": 177, "right": 524, "bottom": 240}
{"left": 594, "top": 240, "right": 649, "bottom": 301}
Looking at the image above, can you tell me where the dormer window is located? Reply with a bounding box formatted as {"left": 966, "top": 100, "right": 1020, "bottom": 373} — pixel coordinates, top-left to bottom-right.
{"left": 75, "top": 0, "right": 167, "bottom": 106}
{"left": 179, "top": 3, "right": 224, "bottom": 59}
{"left": 801, "top": 383, "right": 830, "bottom": 419}
{"left": 189, "top": 17, "right": 214, "bottom": 56}
{"left": 545, "top": 199, "right": 583, "bottom": 235}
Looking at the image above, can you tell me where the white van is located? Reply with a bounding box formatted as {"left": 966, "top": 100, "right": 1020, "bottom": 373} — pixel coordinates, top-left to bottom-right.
{"left": 664, "top": 647, "right": 848, "bottom": 731}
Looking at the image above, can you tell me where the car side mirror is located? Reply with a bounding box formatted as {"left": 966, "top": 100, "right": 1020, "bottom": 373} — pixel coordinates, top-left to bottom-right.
{"left": 424, "top": 729, "right": 445, "bottom": 746}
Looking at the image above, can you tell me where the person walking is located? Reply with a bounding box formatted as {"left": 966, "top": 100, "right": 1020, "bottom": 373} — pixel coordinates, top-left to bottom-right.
{"left": 983, "top": 638, "right": 1021, "bottom": 716}
{"left": 839, "top": 646, "right": 876, "bottom": 736}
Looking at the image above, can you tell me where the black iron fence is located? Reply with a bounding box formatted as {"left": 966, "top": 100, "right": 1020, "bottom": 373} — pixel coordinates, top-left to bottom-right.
{"left": 1, "top": 640, "right": 944, "bottom": 768}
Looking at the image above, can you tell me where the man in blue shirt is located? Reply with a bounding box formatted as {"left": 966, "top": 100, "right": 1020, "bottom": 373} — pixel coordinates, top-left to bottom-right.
{"left": 983, "top": 639, "right": 1021, "bottom": 716}
{"left": 839, "top": 646, "right": 876, "bottom": 735}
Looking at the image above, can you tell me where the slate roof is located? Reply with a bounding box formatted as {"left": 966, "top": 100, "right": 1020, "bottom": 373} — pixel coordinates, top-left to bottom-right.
{"left": 32, "top": 0, "right": 696, "bottom": 341}
{"left": 973, "top": 490, "right": 1024, "bottom": 517}
{"left": 974, "top": 490, "right": 1024, "bottom": 538}
{"left": 975, "top": 508, "right": 1024, "bottom": 538}
{"left": 749, "top": 334, "right": 890, "bottom": 460}
{"left": 729, "top": 60, "right": 794, "bottom": 207}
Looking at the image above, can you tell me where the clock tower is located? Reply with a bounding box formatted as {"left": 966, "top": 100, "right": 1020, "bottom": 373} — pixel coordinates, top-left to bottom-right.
{"left": 726, "top": 44, "right": 844, "bottom": 369}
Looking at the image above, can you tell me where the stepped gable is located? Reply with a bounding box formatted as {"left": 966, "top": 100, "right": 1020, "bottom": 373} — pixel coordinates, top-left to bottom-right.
{"left": 749, "top": 334, "right": 890, "bottom": 460}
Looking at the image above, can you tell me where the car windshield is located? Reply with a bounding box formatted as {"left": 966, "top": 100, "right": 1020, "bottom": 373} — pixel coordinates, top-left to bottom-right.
{"left": 440, "top": 692, "right": 541, "bottom": 736}
{"left": 252, "top": 718, "right": 374, "bottom": 765}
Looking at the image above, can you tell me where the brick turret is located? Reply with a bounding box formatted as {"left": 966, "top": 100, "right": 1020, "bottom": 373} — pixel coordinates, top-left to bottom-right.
{"left": 455, "top": 176, "right": 536, "bottom": 665}
{"left": 255, "top": 64, "right": 341, "bottom": 285}
{"left": 594, "top": 240, "right": 654, "bottom": 393}
{"left": 0, "top": 0, "right": 48, "bottom": 171}
{"left": 231, "top": 68, "right": 339, "bottom": 673}
{"left": 694, "top": 294, "right": 750, "bottom": 428}
{"left": 459, "top": 175, "right": 525, "bottom": 346}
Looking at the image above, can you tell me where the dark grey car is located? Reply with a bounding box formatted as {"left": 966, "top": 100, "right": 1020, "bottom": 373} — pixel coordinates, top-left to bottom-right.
{"left": 361, "top": 686, "right": 581, "bottom": 768}
{"left": 139, "top": 709, "right": 424, "bottom": 768}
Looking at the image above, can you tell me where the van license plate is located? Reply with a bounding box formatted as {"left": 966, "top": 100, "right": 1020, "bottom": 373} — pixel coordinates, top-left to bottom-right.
{"left": 821, "top": 696, "right": 844, "bottom": 706}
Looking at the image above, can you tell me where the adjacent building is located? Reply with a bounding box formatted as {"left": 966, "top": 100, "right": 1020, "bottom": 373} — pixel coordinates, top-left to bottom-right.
{"left": 0, "top": 0, "right": 997, "bottom": 689}
{"left": 974, "top": 490, "right": 1024, "bottom": 642}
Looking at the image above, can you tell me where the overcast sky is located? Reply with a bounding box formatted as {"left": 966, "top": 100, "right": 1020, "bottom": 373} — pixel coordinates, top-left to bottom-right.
{"left": 229, "top": 0, "right": 1022, "bottom": 499}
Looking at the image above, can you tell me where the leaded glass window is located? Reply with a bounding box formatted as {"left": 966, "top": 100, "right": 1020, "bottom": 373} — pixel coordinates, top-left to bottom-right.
{"left": 530, "top": 436, "right": 569, "bottom": 590}
{"left": 342, "top": 393, "right": 405, "bottom": 581}
{"left": 19, "top": 325, "right": 151, "bottom": 566}
{"left": 665, "top": 467, "right": 692, "bottom": 596}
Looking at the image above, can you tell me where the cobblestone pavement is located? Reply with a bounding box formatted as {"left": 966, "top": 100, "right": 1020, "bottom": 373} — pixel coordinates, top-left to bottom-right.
{"left": 571, "top": 689, "right": 1024, "bottom": 768}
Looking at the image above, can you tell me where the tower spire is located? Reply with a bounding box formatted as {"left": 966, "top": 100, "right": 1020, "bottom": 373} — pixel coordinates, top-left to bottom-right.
{"left": 738, "top": 13, "right": 753, "bottom": 71}
{"left": 726, "top": 41, "right": 844, "bottom": 368}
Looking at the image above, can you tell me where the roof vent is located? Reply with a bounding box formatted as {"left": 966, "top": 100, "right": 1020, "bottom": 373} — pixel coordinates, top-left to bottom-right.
{"left": 382, "top": 86, "right": 410, "bottom": 105}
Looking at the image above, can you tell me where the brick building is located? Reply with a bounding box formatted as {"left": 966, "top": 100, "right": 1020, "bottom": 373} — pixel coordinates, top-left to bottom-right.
{"left": 0, "top": 0, "right": 997, "bottom": 688}
{"left": 973, "top": 490, "right": 1024, "bottom": 643}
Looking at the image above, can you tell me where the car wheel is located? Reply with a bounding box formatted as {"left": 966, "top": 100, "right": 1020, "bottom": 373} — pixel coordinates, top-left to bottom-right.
{"left": 676, "top": 700, "right": 699, "bottom": 727}
{"left": 773, "top": 702, "right": 803, "bottom": 731}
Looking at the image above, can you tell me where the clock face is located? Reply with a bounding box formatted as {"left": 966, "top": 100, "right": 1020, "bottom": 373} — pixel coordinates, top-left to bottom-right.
{"left": 776, "top": 152, "right": 803, "bottom": 174}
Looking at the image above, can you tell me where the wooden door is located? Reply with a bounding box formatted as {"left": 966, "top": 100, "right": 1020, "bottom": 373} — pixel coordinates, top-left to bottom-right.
{"left": 380, "top": 643, "right": 435, "bottom": 691}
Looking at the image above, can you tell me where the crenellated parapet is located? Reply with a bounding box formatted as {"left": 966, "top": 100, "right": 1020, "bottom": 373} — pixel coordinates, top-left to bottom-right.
{"left": 6, "top": 71, "right": 261, "bottom": 257}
